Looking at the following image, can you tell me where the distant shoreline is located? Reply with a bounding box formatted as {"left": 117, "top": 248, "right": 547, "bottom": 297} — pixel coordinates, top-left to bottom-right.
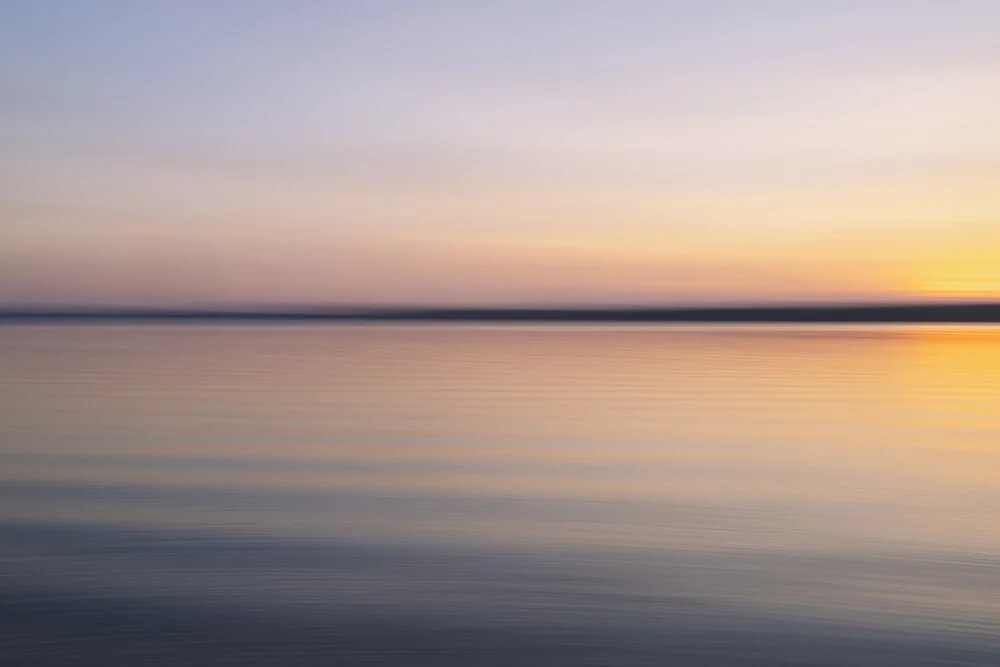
{"left": 3, "top": 302, "right": 1000, "bottom": 323}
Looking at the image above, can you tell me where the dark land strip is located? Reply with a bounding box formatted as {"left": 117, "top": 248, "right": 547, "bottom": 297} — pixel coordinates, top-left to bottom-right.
{"left": 3, "top": 302, "right": 1000, "bottom": 323}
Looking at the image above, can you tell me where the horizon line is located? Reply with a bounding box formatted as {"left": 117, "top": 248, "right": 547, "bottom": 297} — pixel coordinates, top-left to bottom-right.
{"left": 3, "top": 300, "right": 1000, "bottom": 323}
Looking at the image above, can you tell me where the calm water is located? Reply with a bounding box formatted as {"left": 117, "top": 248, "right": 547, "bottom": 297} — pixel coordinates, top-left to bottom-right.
{"left": 2, "top": 324, "right": 999, "bottom": 666}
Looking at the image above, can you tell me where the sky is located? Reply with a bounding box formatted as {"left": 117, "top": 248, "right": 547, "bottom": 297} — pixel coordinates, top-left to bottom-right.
{"left": 2, "top": 0, "right": 999, "bottom": 307}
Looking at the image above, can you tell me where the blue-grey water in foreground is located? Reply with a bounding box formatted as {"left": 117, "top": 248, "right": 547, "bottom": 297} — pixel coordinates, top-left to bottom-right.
{"left": 2, "top": 324, "right": 999, "bottom": 666}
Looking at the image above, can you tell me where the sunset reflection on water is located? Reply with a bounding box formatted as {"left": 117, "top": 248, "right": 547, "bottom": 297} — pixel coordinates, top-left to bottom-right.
{"left": 2, "top": 324, "right": 999, "bottom": 666}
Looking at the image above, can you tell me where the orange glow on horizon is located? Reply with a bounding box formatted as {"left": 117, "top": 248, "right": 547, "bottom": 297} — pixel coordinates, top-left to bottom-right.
{"left": 917, "top": 283, "right": 1000, "bottom": 300}
{"left": 911, "top": 264, "right": 1000, "bottom": 301}
{"left": 905, "top": 240, "right": 1000, "bottom": 301}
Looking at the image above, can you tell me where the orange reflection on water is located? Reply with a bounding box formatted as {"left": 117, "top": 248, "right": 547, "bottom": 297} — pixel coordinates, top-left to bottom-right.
{"left": 3, "top": 324, "right": 1000, "bottom": 556}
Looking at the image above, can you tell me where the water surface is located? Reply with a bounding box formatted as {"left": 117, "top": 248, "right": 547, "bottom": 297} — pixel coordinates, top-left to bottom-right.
{"left": 2, "top": 324, "right": 999, "bottom": 666}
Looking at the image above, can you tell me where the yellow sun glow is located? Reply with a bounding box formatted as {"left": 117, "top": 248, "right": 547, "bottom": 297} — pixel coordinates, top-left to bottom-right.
{"left": 917, "top": 281, "right": 1000, "bottom": 299}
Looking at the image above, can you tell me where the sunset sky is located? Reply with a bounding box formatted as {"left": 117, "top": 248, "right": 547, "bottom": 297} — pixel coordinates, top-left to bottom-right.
{"left": 2, "top": 0, "right": 999, "bottom": 306}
